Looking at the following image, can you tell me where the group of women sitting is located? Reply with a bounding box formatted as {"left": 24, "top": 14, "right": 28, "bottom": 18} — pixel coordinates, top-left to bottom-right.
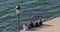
{"left": 23, "top": 19, "right": 43, "bottom": 30}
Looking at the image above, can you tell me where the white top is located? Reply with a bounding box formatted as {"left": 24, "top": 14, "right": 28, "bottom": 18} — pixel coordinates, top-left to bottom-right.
{"left": 23, "top": 24, "right": 28, "bottom": 30}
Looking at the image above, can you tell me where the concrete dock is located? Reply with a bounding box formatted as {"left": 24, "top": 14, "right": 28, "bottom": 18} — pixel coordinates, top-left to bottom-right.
{"left": 21, "top": 17, "right": 60, "bottom": 32}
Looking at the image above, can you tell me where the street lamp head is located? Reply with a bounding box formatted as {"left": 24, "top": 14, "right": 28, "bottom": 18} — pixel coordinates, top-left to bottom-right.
{"left": 16, "top": 4, "right": 21, "bottom": 15}
{"left": 16, "top": 4, "right": 21, "bottom": 10}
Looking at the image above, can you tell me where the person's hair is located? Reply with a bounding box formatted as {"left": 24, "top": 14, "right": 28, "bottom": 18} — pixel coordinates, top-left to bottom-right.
{"left": 24, "top": 23, "right": 27, "bottom": 26}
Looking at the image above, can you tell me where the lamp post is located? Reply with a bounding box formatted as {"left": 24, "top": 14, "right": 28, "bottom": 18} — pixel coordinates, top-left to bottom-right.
{"left": 16, "top": 4, "right": 21, "bottom": 32}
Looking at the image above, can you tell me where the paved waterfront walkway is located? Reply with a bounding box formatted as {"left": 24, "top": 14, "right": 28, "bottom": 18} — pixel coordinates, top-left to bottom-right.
{"left": 21, "top": 17, "right": 60, "bottom": 32}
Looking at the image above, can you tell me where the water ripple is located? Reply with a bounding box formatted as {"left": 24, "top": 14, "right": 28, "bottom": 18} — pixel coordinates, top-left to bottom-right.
{"left": 0, "top": 0, "right": 60, "bottom": 32}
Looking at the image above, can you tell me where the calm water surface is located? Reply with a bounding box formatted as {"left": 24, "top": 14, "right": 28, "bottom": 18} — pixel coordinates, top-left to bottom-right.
{"left": 0, "top": 0, "right": 60, "bottom": 32}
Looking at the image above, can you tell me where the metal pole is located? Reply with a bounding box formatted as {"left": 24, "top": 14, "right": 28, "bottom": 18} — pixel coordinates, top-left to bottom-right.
{"left": 17, "top": 14, "right": 20, "bottom": 32}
